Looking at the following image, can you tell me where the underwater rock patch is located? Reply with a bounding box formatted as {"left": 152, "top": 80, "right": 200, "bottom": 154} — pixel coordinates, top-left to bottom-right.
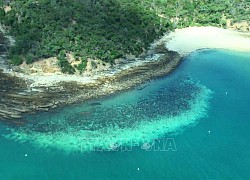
{"left": 4, "top": 76, "right": 213, "bottom": 152}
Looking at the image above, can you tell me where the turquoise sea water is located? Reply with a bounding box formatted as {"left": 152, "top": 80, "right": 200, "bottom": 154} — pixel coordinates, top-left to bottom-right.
{"left": 0, "top": 50, "right": 250, "bottom": 179}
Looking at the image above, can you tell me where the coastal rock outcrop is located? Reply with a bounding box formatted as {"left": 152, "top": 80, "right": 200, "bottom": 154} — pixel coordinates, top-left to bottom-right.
{"left": 0, "top": 28, "right": 182, "bottom": 124}
{"left": 0, "top": 48, "right": 181, "bottom": 124}
{"left": 227, "top": 20, "right": 250, "bottom": 32}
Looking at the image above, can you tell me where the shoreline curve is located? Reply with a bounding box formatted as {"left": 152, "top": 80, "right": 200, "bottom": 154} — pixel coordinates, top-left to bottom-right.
{"left": 1, "top": 26, "right": 250, "bottom": 122}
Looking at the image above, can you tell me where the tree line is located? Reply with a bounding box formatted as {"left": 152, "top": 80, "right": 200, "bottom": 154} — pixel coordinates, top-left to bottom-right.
{"left": 0, "top": 0, "right": 249, "bottom": 73}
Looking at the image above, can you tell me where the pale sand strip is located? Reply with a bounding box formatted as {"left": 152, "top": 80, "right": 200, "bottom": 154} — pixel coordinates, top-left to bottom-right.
{"left": 162, "top": 26, "right": 250, "bottom": 56}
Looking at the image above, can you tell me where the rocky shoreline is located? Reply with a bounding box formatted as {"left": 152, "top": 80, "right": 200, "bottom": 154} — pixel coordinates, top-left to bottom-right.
{"left": 2, "top": 25, "right": 250, "bottom": 124}
{"left": 0, "top": 37, "right": 182, "bottom": 124}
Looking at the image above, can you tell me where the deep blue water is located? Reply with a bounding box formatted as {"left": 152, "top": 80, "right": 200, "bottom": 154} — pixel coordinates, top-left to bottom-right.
{"left": 0, "top": 50, "right": 250, "bottom": 179}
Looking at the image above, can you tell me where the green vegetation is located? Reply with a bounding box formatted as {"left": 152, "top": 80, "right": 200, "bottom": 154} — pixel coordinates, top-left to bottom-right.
{"left": 57, "top": 51, "right": 75, "bottom": 74}
{"left": 75, "top": 58, "right": 87, "bottom": 74}
{"left": 0, "top": 0, "right": 249, "bottom": 73}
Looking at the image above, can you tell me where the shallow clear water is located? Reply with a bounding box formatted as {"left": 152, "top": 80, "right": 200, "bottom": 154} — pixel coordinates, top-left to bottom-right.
{"left": 1, "top": 50, "right": 250, "bottom": 179}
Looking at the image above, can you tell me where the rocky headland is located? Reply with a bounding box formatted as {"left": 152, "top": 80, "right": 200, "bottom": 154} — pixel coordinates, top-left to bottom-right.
{"left": 1, "top": 26, "right": 250, "bottom": 125}
{"left": 0, "top": 30, "right": 181, "bottom": 124}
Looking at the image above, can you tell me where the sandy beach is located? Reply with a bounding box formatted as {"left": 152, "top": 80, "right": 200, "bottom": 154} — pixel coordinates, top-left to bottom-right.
{"left": 162, "top": 26, "right": 250, "bottom": 56}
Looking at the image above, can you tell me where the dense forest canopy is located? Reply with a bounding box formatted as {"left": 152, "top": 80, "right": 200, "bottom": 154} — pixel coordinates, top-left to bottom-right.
{"left": 0, "top": 0, "right": 249, "bottom": 73}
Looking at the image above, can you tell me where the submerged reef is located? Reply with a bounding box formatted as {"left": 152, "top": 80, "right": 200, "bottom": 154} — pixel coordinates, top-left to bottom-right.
{"left": 4, "top": 76, "right": 213, "bottom": 152}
